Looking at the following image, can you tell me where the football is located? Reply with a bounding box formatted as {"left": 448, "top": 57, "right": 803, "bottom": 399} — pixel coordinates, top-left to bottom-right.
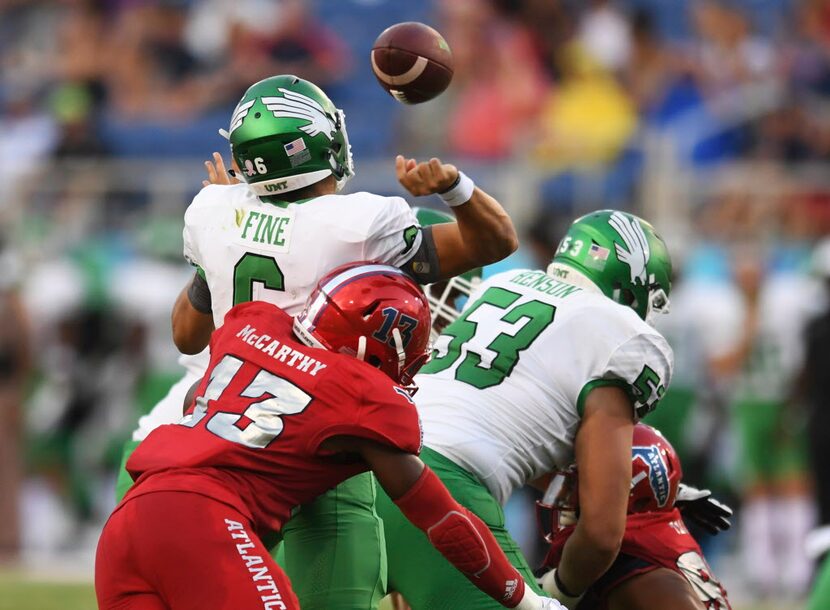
{"left": 370, "top": 22, "right": 453, "bottom": 104}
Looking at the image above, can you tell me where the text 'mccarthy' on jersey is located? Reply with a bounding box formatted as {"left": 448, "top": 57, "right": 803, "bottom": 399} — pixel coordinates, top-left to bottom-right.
{"left": 183, "top": 183, "right": 423, "bottom": 326}
{"left": 416, "top": 268, "right": 674, "bottom": 504}
{"left": 126, "top": 301, "right": 422, "bottom": 535}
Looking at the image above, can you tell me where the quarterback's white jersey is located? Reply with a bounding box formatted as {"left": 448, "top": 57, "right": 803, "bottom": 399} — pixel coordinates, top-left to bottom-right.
{"left": 132, "top": 183, "right": 422, "bottom": 440}
{"left": 417, "top": 268, "right": 674, "bottom": 505}
{"left": 184, "top": 183, "right": 423, "bottom": 326}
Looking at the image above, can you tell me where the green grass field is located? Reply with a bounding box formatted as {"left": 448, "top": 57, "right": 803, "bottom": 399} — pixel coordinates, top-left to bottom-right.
{"left": 0, "top": 574, "right": 803, "bottom": 610}
{"left": 0, "top": 574, "right": 97, "bottom": 610}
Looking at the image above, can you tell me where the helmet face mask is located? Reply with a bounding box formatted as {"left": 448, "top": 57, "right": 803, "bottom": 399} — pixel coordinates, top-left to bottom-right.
{"left": 227, "top": 75, "right": 354, "bottom": 199}
{"left": 535, "top": 467, "right": 579, "bottom": 541}
{"left": 293, "top": 263, "right": 431, "bottom": 391}
{"left": 549, "top": 210, "right": 672, "bottom": 324}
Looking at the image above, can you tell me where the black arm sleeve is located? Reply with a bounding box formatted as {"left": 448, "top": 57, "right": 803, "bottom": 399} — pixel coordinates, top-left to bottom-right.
{"left": 187, "top": 271, "right": 212, "bottom": 314}
{"left": 401, "top": 226, "right": 442, "bottom": 284}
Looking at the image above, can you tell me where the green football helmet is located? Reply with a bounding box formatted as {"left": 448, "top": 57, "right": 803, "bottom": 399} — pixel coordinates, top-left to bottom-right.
{"left": 226, "top": 75, "right": 354, "bottom": 199}
{"left": 548, "top": 209, "right": 672, "bottom": 324}
{"left": 412, "top": 207, "right": 482, "bottom": 336}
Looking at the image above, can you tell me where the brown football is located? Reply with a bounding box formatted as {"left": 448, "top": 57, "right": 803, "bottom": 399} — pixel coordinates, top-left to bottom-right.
{"left": 371, "top": 22, "right": 453, "bottom": 104}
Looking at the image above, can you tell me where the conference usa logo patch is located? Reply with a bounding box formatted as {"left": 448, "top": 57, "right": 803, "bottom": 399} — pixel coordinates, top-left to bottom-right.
{"left": 632, "top": 444, "right": 671, "bottom": 508}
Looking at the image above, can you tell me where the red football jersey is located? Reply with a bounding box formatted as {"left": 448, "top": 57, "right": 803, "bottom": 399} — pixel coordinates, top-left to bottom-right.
{"left": 546, "top": 509, "right": 730, "bottom": 610}
{"left": 126, "top": 301, "right": 422, "bottom": 535}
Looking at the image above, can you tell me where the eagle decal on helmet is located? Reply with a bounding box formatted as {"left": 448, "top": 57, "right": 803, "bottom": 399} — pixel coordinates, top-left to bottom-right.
{"left": 262, "top": 88, "right": 337, "bottom": 140}
{"left": 609, "top": 210, "right": 652, "bottom": 287}
{"left": 229, "top": 99, "right": 256, "bottom": 136}
{"left": 226, "top": 75, "right": 354, "bottom": 196}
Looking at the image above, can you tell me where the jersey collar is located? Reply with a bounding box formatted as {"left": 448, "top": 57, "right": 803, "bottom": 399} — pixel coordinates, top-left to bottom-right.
{"left": 545, "top": 263, "right": 603, "bottom": 294}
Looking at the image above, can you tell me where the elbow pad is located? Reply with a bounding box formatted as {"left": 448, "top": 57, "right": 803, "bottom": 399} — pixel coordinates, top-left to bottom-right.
{"left": 394, "top": 466, "right": 526, "bottom": 607}
{"left": 187, "top": 270, "right": 212, "bottom": 314}
{"left": 401, "top": 225, "right": 442, "bottom": 284}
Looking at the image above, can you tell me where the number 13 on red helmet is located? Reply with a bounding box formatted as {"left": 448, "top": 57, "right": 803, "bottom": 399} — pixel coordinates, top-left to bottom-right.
{"left": 294, "top": 263, "right": 432, "bottom": 390}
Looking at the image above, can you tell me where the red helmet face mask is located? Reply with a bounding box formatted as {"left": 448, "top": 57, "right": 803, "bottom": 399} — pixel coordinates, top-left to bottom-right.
{"left": 536, "top": 424, "right": 683, "bottom": 539}
{"left": 535, "top": 466, "right": 579, "bottom": 542}
{"left": 293, "top": 263, "right": 432, "bottom": 391}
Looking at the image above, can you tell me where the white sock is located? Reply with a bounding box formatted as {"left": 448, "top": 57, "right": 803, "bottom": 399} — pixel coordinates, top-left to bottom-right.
{"left": 741, "top": 497, "right": 777, "bottom": 594}
{"left": 773, "top": 495, "right": 816, "bottom": 597}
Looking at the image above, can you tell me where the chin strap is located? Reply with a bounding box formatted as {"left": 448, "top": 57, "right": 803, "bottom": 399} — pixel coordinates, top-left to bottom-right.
{"left": 356, "top": 335, "right": 367, "bottom": 361}
{"left": 391, "top": 327, "right": 406, "bottom": 379}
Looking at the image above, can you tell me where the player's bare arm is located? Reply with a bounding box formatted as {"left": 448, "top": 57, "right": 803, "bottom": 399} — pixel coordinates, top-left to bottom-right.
{"left": 552, "top": 385, "right": 633, "bottom": 598}
{"left": 171, "top": 277, "right": 214, "bottom": 354}
{"left": 395, "top": 155, "right": 518, "bottom": 279}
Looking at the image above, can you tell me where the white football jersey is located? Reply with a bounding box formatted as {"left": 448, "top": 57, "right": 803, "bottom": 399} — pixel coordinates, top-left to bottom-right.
{"left": 132, "top": 183, "right": 422, "bottom": 440}
{"left": 183, "top": 183, "right": 423, "bottom": 326}
{"left": 417, "top": 268, "right": 674, "bottom": 505}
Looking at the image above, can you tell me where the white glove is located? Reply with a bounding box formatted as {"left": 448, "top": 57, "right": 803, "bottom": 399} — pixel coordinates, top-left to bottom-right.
{"left": 539, "top": 569, "right": 582, "bottom": 607}
{"left": 538, "top": 598, "right": 569, "bottom": 609}
{"left": 513, "top": 583, "right": 570, "bottom": 610}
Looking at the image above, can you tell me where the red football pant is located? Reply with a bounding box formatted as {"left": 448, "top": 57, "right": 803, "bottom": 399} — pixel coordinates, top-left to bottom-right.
{"left": 96, "top": 491, "right": 299, "bottom": 610}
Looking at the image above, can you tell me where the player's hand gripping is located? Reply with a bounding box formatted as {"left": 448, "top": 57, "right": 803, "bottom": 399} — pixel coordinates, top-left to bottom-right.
{"left": 202, "top": 152, "right": 241, "bottom": 187}
{"left": 675, "top": 483, "right": 733, "bottom": 535}
{"left": 395, "top": 155, "right": 459, "bottom": 196}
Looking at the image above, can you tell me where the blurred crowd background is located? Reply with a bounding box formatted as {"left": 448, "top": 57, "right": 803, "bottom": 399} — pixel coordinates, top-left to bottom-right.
{"left": 2, "top": 0, "right": 830, "bottom": 607}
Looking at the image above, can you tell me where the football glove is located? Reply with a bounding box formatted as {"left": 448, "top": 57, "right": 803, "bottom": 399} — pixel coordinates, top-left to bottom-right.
{"left": 516, "top": 586, "right": 569, "bottom": 610}
{"left": 675, "top": 483, "right": 733, "bottom": 535}
{"left": 538, "top": 598, "right": 568, "bottom": 609}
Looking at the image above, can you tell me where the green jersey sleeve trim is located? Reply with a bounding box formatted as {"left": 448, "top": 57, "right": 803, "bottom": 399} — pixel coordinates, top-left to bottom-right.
{"left": 576, "top": 378, "right": 630, "bottom": 417}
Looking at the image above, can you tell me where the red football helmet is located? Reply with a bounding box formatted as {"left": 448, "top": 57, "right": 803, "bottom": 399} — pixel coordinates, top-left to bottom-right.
{"left": 537, "top": 424, "right": 683, "bottom": 539}
{"left": 629, "top": 423, "right": 682, "bottom": 513}
{"left": 293, "top": 262, "right": 432, "bottom": 389}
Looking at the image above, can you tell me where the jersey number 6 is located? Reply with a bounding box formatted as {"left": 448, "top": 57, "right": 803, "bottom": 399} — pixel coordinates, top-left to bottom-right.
{"left": 233, "top": 253, "right": 285, "bottom": 305}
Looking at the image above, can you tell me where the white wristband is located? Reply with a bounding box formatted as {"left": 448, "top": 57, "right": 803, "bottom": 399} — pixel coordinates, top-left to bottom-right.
{"left": 438, "top": 171, "right": 475, "bottom": 207}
